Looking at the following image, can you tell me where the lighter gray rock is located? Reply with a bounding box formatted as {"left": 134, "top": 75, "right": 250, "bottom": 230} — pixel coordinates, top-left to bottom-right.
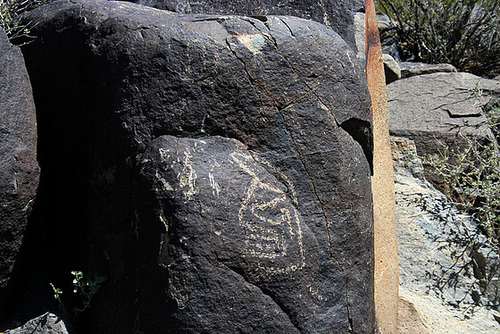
{"left": 392, "top": 137, "right": 500, "bottom": 333}
{"left": 376, "top": 13, "right": 393, "bottom": 30}
{"left": 383, "top": 53, "right": 401, "bottom": 84}
{"left": 353, "top": 12, "right": 365, "bottom": 60}
{"left": 4, "top": 313, "right": 74, "bottom": 334}
{"left": 388, "top": 72, "right": 500, "bottom": 159}
{"left": 400, "top": 62, "right": 457, "bottom": 78}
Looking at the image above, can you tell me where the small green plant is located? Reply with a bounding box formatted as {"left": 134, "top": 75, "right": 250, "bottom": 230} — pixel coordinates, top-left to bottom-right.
{"left": 485, "top": 103, "right": 500, "bottom": 144}
{"left": 71, "top": 270, "right": 107, "bottom": 312}
{"left": 50, "top": 282, "right": 67, "bottom": 314}
{"left": 376, "top": 0, "right": 500, "bottom": 76}
{"left": 50, "top": 270, "right": 107, "bottom": 317}
{"left": 426, "top": 136, "right": 500, "bottom": 245}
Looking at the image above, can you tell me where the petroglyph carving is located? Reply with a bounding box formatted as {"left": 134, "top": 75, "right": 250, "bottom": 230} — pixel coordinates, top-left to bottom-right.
{"left": 150, "top": 146, "right": 197, "bottom": 201}
{"left": 208, "top": 172, "right": 221, "bottom": 197}
{"left": 178, "top": 149, "right": 197, "bottom": 201}
{"left": 231, "top": 152, "right": 306, "bottom": 274}
{"left": 155, "top": 169, "right": 174, "bottom": 191}
{"left": 149, "top": 138, "right": 307, "bottom": 275}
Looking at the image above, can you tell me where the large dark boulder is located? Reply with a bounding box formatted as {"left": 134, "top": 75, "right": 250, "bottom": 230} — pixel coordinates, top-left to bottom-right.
{"left": 16, "top": 0, "right": 374, "bottom": 332}
{"left": 125, "top": 0, "right": 365, "bottom": 48}
{"left": 0, "top": 29, "right": 39, "bottom": 310}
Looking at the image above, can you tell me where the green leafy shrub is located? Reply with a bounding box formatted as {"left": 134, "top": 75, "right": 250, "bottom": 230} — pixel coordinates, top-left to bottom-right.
{"left": 485, "top": 100, "right": 500, "bottom": 143}
{"left": 427, "top": 138, "right": 500, "bottom": 240}
{"left": 51, "top": 271, "right": 107, "bottom": 317}
{"left": 426, "top": 105, "right": 500, "bottom": 247}
{"left": 376, "top": 0, "right": 500, "bottom": 76}
{"left": 0, "top": 0, "right": 51, "bottom": 42}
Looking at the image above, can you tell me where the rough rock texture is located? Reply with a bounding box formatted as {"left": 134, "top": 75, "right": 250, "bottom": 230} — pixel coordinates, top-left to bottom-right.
{"left": 139, "top": 135, "right": 366, "bottom": 333}
{"left": 353, "top": 12, "right": 365, "bottom": 60}
{"left": 383, "top": 53, "right": 401, "bottom": 84}
{"left": 3, "top": 313, "right": 74, "bottom": 334}
{"left": 15, "top": 0, "right": 375, "bottom": 332}
{"left": 399, "top": 62, "right": 457, "bottom": 78}
{"left": 392, "top": 137, "right": 500, "bottom": 333}
{"left": 365, "top": 2, "right": 399, "bottom": 333}
{"left": 387, "top": 72, "right": 500, "bottom": 161}
{"left": 397, "top": 297, "right": 430, "bottom": 334}
{"left": 124, "top": 0, "right": 365, "bottom": 48}
{"left": 0, "top": 29, "right": 39, "bottom": 308}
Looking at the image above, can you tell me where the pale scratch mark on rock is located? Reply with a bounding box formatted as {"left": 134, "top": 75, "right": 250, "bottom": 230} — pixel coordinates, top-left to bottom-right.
{"left": 318, "top": 0, "right": 332, "bottom": 28}
{"left": 157, "top": 208, "right": 170, "bottom": 267}
{"left": 177, "top": 148, "right": 197, "bottom": 201}
{"left": 158, "top": 147, "right": 170, "bottom": 162}
{"left": 308, "top": 284, "right": 328, "bottom": 302}
{"left": 231, "top": 151, "right": 306, "bottom": 275}
{"left": 155, "top": 169, "right": 174, "bottom": 191}
{"left": 208, "top": 172, "right": 221, "bottom": 197}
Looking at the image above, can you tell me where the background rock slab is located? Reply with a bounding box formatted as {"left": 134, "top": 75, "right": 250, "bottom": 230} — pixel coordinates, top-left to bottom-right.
{"left": 387, "top": 72, "right": 500, "bottom": 181}
{"left": 399, "top": 62, "right": 457, "bottom": 78}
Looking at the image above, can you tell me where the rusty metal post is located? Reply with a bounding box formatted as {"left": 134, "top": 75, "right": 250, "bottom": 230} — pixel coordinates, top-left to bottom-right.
{"left": 365, "top": 0, "right": 399, "bottom": 333}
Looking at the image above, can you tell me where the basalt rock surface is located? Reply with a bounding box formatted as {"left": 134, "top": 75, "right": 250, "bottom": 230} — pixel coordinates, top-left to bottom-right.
{"left": 12, "top": 0, "right": 374, "bottom": 332}
{"left": 123, "top": 0, "right": 365, "bottom": 48}
{"left": 0, "top": 29, "right": 39, "bottom": 312}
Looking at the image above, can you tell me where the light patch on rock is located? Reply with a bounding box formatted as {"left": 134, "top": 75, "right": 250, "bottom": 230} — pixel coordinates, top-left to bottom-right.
{"left": 353, "top": 13, "right": 366, "bottom": 60}
{"left": 236, "top": 34, "right": 266, "bottom": 54}
{"left": 155, "top": 169, "right": 174, "bottom": 191}
{"left": 158, "top": 147, "right": 169, "bottom": 162}
{"left": 208, "top": 172, "right": 221, "bottom": 197}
